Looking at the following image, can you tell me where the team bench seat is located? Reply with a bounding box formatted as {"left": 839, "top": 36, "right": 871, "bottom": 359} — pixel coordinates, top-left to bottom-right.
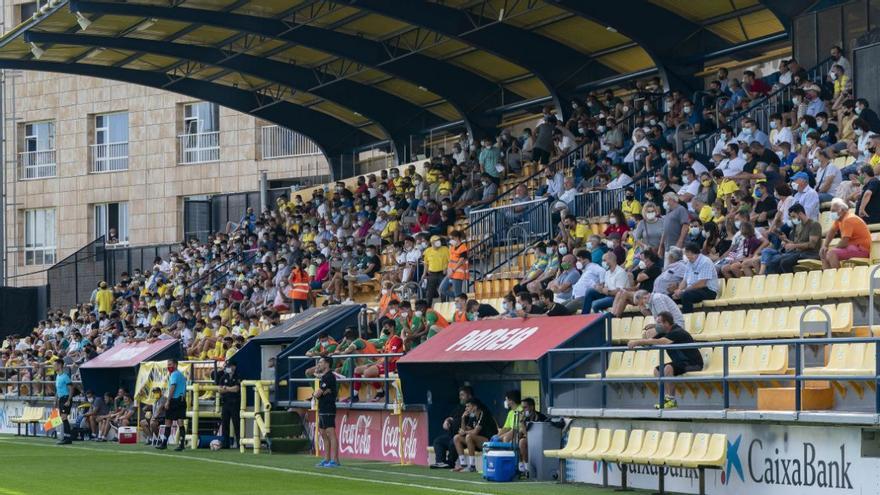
{"left": 544, "top": 427, "right": 726, "bottom": 495}
{"left": 586, "top": 345, "right": 789, "bottom": 397}
{"left": 698, "top": 266, "right": 873, "bottom": 310}
{"left": 10, "top": 406, "right": 45, "bottom": 436}
{"left": 611, "top": 303, "right": 852, "bottom": 343}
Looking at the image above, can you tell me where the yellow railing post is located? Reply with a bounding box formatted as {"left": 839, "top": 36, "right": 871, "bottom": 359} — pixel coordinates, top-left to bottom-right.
{"left": 252, "top": 382, "right": 261, "bottom": 454}
{"left": 239, "top": 381, "right": 247, "bottom": 454}
{"left": 190, "top": 383, "right": 199, "bottom": 450}
{"left": 312, "top": 378, "right": 320, "bottom": 458}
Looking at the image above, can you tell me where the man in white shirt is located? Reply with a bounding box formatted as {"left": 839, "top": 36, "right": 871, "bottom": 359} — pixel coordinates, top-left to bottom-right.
{"left": 829, "top": 45, "right": 851, "bottom": 82}
{"left": 682, "top": 151, "right": 708, "bottom": 176}
{"left": 813, "top": 150, "right": 841, "bottom": 203}
{"left": 580, "top": 252, "right": 628, "bottom": 314}
{"left": 792, "top": 171, "right": 820, "bottom": 220}
{"left": 735, "top": 118, "right": 770, "bottom": 148}
{"left": 712, "top": 127, "right": 734, "bottom": 156}
{"left": 717, "top": 142, "right": 746, "bottom": 177}
{"left": 566, "top": 251, "right": 606, "bottom": 313}
{"left": 677, "top": 167, "right": 701, "bottom": 208}
{"left": 606, "top": 163, "right": 633, "bottom": 189}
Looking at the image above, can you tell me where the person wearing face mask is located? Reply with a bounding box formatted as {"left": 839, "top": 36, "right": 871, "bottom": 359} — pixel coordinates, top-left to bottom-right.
{"left": 603, "top": 209, "right": 630, "bottom": 238}
{"left": 821, "top": 198, "right": 871, "bottom": 269}
{"left": 213, "top": 360, "right": 242, "bottom": 449}
{"left": 609, "top": 250, "right": 662, "bottom": 317}
{"left": 672, "top": 243, "right": 719, "bottom": 312}
{"left": 659, "top": 192, "right": 690, "bottom": 258}
{"left": 803, "top": 85, "right": 826, "bottom": 117}
{"left": 139, "top": 388, "right": 165, "bottom": 446}
{"left": 813, "top": 150, "right": 841, "bottom": 202}
{"left": 685, "top": 219, "right": 705, "bottom": 246}
{"left": 580, "top": 251, "right": 628, "bottom": 314}
{"left": 790, "top": 171, "right": 820, "bottom": 220}
{"left": 677, "top": 167, "right": 701, "bottom": 207}
{"left": 287, "top": 260, "right": 312, "bottom": 314}
{"left": 526, "top": 240, "right": 561, "bottom": 294}
{"left": 717, "top": 142, "right": 746, "bottom": 178}
{"left": 493, "top": 390, "right": 523, "bottom": 446}
{"left": 431, "top": 385, "right": 476, "bottom": 469}
{"left": 633, "top": 202, "right": 664, "bottom": 252}
{"left": 565, "top": 250, "right": 606, "bottom": 313}
{"left": 547, "top": 254, "right": 581, "bottom": 304}
{"left": 421, "top": 236, "right": 450, "bottom": 305}
{"left": 620, "top": 187, "right": 641, "bottom": 220}
{"left": 765, "top": 203, "right": 822, "bottom": 274}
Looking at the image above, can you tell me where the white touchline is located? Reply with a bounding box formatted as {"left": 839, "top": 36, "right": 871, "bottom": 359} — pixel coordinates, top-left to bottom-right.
{"left": 0, "top": 440, "right": 493, "bottom": 495}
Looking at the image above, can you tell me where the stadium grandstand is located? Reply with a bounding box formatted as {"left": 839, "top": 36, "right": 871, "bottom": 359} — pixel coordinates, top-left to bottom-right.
{"left": 1, "top": 0, "right": 880, "bottom": 494}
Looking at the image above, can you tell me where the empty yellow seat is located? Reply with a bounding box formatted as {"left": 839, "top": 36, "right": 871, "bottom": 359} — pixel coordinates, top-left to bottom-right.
{"left": 659, "top": 432, "right": 694, "bottom": 466}
{"left": 683, "top": 347, "right": 722, "bottom": 377}
{"left": 607, "top": 351, "right": 636, "bottom": 378}
{"left": 680, "top": 433, "right": 727, "bottom": 468}
{"left": 596, "top": 429, "right": 629, "bottom": 462}
{"left": 622, "top": 430, "right": 660, "bottom": 464}
{"left": 574, "top": 428, "right": 612, "bottom": 460}
{"left": 701, "top": 279, "right": 730, "bottom": 308}
{"left": 695, "top": 312, "right": 721, "bottom": 341}
{"left": 544, "top": 426, "right": 586, "bottom": 458}
{"left": 566, "top": 427, "right": 598, "bottom": 460}
{"left": 604, "top": 429, "right": 643, "bottom": 463}
{"left": 831, "top": 303, "right": 853, "bottom": 333}
{"left": 803, "top": 343, "right": 873, "bottom": 376}
{"left": 755, "top": 274, "right": 779, "bottom": 303}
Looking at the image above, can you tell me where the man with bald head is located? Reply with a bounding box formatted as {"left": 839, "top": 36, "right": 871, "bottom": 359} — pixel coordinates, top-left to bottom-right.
{"left": 547, "top": 254, "right": 580, "bottom": 304}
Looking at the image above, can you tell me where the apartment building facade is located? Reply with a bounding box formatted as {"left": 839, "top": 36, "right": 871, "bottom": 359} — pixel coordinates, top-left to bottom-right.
{"left": 3, "top": 1, "right": 330, "bottom": 287}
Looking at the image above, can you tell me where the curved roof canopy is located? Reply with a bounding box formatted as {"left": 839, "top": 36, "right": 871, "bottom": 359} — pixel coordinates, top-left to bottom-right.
{"left": 0, "top": 0, "right": 808, "bottom": 173}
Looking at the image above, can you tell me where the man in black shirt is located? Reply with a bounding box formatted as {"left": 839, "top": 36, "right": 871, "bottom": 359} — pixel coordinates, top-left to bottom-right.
{"left": 466, "top": 299, "right": 499, "bottom": 319}
{"left": 431, "top": 386, "right": 473, "bottom": 469}
{"left": 539, "top": 289, "right": 570, "bottom": 317}
{"left": 627, "top": 311, "right": 703, "bottom": 409}
{"left": 453, "top": 399, "right": 498, "bottom": 472}
{"left": 214, "top": 361, "right": 242, "bottom": 449}
{"left": 857, "top": 165, "right": 880, "bottom": 224}
{"left": 312, "top": 356, "right": 340, "bottom": 467}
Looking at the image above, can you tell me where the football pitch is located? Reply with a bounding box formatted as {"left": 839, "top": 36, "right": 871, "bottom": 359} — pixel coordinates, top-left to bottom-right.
{"left": 0, "top": 436, "right": 627, "bottom": 495}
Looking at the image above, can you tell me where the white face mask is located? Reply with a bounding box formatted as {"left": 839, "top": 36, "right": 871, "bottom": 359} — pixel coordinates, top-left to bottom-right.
{"left": 609, "top": 217, "right": 617, "bottom": 225}
{"left": 644, "top": 212, "right": 657, "bottom": 220}
{"left": 433, "top": 241, "right": 442, "bottom": 248}
{"left": 558, "top": 246, "right": 568, "bottom": 255}
{"left": 576, "top": 261, "right": 584, "bottom": 270}
{"left": 734, "top": 220, "right": 742, "bottom": 229}
{"left": 638, "top": 261, "right": 647, "bottom": 269}
{"left": 585, "top": 241, "right": 594, "bottom": 250}
{"left": 829, "top": 211, "right": 839, "bottom": 221}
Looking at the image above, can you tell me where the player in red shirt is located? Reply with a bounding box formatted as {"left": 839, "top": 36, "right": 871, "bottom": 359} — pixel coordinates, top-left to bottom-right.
{"left": 353, "top": 319, "right": 404, "bottom": 402}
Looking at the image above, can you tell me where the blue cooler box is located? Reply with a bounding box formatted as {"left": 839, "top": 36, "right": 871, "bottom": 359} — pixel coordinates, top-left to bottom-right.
{"left": 482, "top": 449, "right": 517, "bottom": 482}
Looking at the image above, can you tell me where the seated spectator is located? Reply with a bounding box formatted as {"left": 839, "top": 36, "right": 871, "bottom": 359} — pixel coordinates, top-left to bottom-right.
{"left": 515, "top": 291, "right": 545, "bottom": 317}
{"left": 80, "top": 389, "right": 109, "bottom": 441}
{"left": 516, "top": 397, "right": 547, "bottom": 474}
{"left": 493, "top": 390, "right": 521, "bottom": 444}
{"left": 538, "top": 289, "right": 570, "bottom": 317}
{"left": 627, "top": 311, "right": 703, "bottom": 409}
{"left": 765, "top": 203, "right": 822, "bottom": 273}
{"left": 856, "top": 164, "right": 880, "bottom": 224}
{"left": 547, "top": 254, "right": 580, "bottom": 304}
{"left": 634, "top": 290, "right": 684, "bottom": 331}
{"left": 138, "top": 387, "right": 166, "bottom": 445}
{"left": 821, "top": 198, "right": 871, "bottom": 268}
{"left": 453, "top": 399, "right": 497, "bottom": 472}
{"left": 431, "top": 386, "right": 473, "bottom": 469}
{"left": 580, "top": 251, "right": 628, "bottom": 314}
{"left": 720, "top": 221, "right": 764, "bottom": 279}
{"left": 673, "top": 243, "right": 719, "bottom": 312}
{"left": 353, "top": 320, "right": 403, "bottom": 402}
{"left": 566, "top": 250, "right": 605, "bottom": 313}
{"left": 466, "top": 298, "right": 500, "bottom": 320}
{"left": 609, "top": 250, "right": 662, "bottom": 317}
{"left": 812, "top": 150, "right": 841, "bottom": 203}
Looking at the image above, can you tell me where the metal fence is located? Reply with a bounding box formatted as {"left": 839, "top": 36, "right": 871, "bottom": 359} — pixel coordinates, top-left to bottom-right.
{"left": 260, "top": 125, "right": 322, "bottom": 159}
{"left": 571, "top": 187, "right": 628, "bottom": 218}
{"left": 104, "top": 242, "right": 180, "bottom": 285}
{"left": 90, "top": 142, "right": 129, "bottom": 172}
{"left": 468, "top": 197, "right": 551, "bottom": 248}
{"left": 19, "top": 149, "right": 56, "bottom": 179}
{"left": 208, "top": 188, "right": 290, "bottom": 234}
{"left": 45, "top": 236, "right": 106, "bottom": 312}
{"left": 178, "top": 131, "right": 220, "bottom": 164}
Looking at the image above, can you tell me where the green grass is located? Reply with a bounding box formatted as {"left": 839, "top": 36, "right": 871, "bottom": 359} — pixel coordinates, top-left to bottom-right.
{"left": 0, "top": 435, "right": 627, "bottom": 495}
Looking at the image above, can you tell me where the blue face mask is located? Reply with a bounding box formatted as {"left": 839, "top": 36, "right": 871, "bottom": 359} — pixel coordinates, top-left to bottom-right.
{"left": 754, "top": 188, "right": 762, "bottom": 198}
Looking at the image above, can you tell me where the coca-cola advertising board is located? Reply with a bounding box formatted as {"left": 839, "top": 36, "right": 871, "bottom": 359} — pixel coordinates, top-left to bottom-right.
{"left": 303, "top": 409, "right": 429, "bottom": 465}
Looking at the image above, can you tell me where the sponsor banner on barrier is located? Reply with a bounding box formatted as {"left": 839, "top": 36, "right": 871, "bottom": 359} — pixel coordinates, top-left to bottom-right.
{"left": 398, "top": 315, "right": 600, "bottom": 363}
{"left": 567, "top": 420, "right": 872, "bottom": 494}
{"left": 304, "top": 409, "right": 429, "bottom": 465}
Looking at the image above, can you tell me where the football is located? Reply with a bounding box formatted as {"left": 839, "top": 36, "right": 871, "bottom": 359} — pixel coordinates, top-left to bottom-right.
{"left": 209, "top": 439, "right": 222, "bottom": 451}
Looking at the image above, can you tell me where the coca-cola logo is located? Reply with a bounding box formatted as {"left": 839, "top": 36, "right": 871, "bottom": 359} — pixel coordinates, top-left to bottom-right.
{"left": 338, "top": 413, "right": 373, "bottom": 455}
{"left": 381, "top": 416, "right": 420, "bottom": 460}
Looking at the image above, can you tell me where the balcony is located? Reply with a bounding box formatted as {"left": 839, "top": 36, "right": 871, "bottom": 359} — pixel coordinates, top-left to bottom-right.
{"left": 19, "top": 150, "right": 56, "bottom": 179}
{"left": 261, "top": 125, "right": 321, "bottom": 159}
{"left": 178, "top": 131, "right": 220, "bottom": 164}
{"left": 90, "top": 142, "right": 129, "bottom": 172}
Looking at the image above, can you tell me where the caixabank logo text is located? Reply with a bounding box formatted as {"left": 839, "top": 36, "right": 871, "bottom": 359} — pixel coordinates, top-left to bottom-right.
{"left": 723, "top": 434, "right": 853, "bottom": 489}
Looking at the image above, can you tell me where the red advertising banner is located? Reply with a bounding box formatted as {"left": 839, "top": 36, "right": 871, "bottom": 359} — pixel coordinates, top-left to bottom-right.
{"left": 398, "top": 314, "right": 601, "bottom": 363}
{"left": 303, "top": 409, "right": 429, "bottom": 466}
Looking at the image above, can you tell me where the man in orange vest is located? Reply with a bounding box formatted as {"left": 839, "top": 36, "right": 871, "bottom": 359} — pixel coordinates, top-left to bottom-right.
{"left": 452, "top": 294, "right": 469, "bottom": 322}
{"left": 287, "top": 259, "right": 311, "bottom": 313}
{"left": 438, "top": 230, "right": 468, "bottom": 301}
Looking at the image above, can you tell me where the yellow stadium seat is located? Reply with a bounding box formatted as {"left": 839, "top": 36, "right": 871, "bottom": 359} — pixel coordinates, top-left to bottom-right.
{"left": 729, "top": 276, "right": 756, "bottom": 305}
{"left": 680, "top": 433, "right": 727, "bottom": 468}
{"left": 607, "top": 351, "right": 636, "bottom": 378}
{"left": 831, "top": 267, "right": 857, "bottom": 298}
{"left": 805, "top": 269, "right": 835, "bottom": 300}
{"left": 829, "top": 303, "right": 853, "bottom": 334}
{"left": 567, "top": 427, "right": 598, "bottom": 459}
{"left": 604, "top": 429, "right": 644, "bottom": 463}
{"left": 729, "top": 309, "right": 761, "bottom": 340}
{"left": 771, "top": 306, "right": 805, "bottom": 338}
{"left": 624, "top": 316, "right": 645, "bottom": 342}
{"left": 755, "top": 274, "right": 779, "bottom": 303}
{"left": 779, "top": 272, "right": 807, "bottom": 303}
{"left": 803, "top": 343, "right": 871, "bottom": 376}
{"left": 729, "top": 345, "right": 759, "bottom": 375}
{"left": 574, "top": 428, "right": 612, "bottom": 460}
{"left": 717, "top": 310, "right": 745, "bottom": 340}
{"left": 819, "top": 211, "right": 835, "bottom": 235}
{"left": 544, "top": 426, "right": 586, "bottom": 458}
{"left": 761, "top": 345, "right": 789, "bottom": 375}
{"left": 684, "top": 347, "right": 727, "bottom": 377}
{"left": 701, "top": 279, "right": 729, "bottom": 308}
{"left": 687, "top": 312, "right": 706, "bottom": 338}
{"left": 671, "top": 433, "right": 711, "bottom": 468}
{"left": 622, "top": 430, "right": 660, "bottom": 464}
{"left": 598, "top": 429, "right": 629, "bottom": 462}
{"left": 646, "top": 431, "right": 679, "bottom": 466}
{"left": 661, "top": 432, "right": 694, "bottom": 466}
{"left": 587, "top": 352, "right": 623, "bottom": 379}
{"left": 694, "top": 312, "right": 720, "bottom": 342}
{"left": 611, "top": 318, "right": 628, "bottom": 343}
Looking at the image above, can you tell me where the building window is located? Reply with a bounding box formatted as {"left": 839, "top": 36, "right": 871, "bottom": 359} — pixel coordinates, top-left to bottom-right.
{"left": 95, "top": 202, "right": 129, "bottom": 246}
{"left": 178, "top": 102, "right": 220, "bottom": 164}
{"left": 260, "top": 125, "right": 322, "bottom": 159}
{"left": 17, "top": 2, "right": 37, "bottom": 24}
{"left": 91, "top": 112, "right": 129, "bottom": 172}
{"left": 24, "top": 208, "right": 56, "bottom": 265}
{"left": 20, "top": 121, "right": 55, "bottom": 179}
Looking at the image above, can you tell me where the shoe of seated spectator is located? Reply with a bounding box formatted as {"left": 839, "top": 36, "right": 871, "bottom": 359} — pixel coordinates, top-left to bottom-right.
{"left": 654, "top": 396, "right": 678, "bottom": 409}
{"left": 315, "top": 460, "right": 328, "bottom": 468}
{"left": 430, "top": 462, "right": 450, "bottom": 469}
{"left": 467, "top": 465, "right": 477, "bottom": 473}
{"left": 371, "top": 392, "right": 386, "bottom": 402}
{"left": 156, "top": 442, "right": 167, "bottom": 450}
{"left": 324, "top": 461, "right": 340, "bottom": 468}
{"left": 174, "top": 445, "right": 185, "bottom": 452}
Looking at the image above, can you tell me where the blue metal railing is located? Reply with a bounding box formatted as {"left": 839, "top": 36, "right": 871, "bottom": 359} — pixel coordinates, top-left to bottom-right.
{"left": 547, "top": 335, "right": 880, "bottom": 413}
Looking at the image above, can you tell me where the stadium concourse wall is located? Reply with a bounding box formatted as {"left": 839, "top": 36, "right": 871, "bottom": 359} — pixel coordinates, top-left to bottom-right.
{"left": 558, "top": 416, "right": 879, "bottom": 494}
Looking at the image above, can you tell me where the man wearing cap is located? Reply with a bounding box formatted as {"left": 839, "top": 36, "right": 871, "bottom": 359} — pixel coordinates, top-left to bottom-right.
{"left": 804, "top": 85, "right": 826, "bottom": 117}
{"left": 791, "top": 171, "right": 820, "bottom": 220}
{"left": 421, "top": 236, "right": 449, "bottom": 305}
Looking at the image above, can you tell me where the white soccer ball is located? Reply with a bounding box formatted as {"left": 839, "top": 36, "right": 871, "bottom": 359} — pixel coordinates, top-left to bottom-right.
{"left": 210, "top": 439, "right": 222, "bottom": 451}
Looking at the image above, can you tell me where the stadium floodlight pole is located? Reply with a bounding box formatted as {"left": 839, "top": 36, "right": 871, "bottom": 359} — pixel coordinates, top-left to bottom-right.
{"left": 259, "top": 170, "right": 268, "bottom": 214}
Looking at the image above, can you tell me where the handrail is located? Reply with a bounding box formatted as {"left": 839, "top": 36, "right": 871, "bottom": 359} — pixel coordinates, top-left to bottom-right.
{"left": 285, "top": 353, "right": 402, "bottom": 407}
{"left": 547, "top": 334, "right": 880, "bottom": 412}
{"left": 682, "top": 56, "right": 834, "bottom": 155}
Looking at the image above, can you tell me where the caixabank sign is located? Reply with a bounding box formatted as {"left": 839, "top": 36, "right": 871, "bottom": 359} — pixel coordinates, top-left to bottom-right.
{"left": 566, "top": 420, "right": 873, "bottom": 494}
